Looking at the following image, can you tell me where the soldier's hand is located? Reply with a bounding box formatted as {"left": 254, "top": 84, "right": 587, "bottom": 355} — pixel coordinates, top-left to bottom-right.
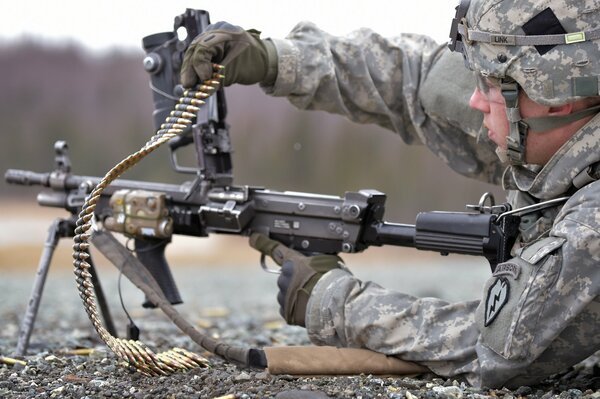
{"left": 181, "top": 22, "right": 277, "bottom": 88}
{"left": 249, "top": 233, "right": 343, "bottom": 327}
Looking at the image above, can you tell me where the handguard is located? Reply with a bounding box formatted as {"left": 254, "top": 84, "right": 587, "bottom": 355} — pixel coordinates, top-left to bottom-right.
{"left": 414, "top": 211, "right": 520, "bottom": 272}
{"left": 364, "top": 192, "right": 521, "bottom": 271}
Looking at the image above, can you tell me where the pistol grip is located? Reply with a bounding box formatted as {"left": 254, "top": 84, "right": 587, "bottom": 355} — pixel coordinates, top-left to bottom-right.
{"left": 134, "top": 238, "right": 183, "bottom": 308}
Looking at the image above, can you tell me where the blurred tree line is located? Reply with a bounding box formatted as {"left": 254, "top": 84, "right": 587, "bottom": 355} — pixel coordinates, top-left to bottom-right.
{"left": 0, "top": 41, "right": 503, "bottom": 221}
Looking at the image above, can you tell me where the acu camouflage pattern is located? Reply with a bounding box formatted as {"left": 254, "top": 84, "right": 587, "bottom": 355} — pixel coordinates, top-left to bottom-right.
{"left": 262, "top": 21, "right": 600, "bottom": 388}
{"left": 262, "top": 23, "right": 504, "bottom": 184}
{"left": 461, "top": 0, "right": 600, "bottom": 106}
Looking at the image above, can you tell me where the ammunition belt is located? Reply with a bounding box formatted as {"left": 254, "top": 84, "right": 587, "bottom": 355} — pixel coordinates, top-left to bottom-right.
{"left": 72, "top": 65, "right": 224, "bottom": 376}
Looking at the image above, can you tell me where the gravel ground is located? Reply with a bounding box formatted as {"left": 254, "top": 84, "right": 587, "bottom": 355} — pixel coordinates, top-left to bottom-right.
{"left": 1, "top": 256, "right": 599, "bottom": 398}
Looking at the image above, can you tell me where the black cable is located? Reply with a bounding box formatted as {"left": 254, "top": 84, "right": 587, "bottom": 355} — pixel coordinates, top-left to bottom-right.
{"left": 119, "top": 238, "right": 140, "bottom": 340}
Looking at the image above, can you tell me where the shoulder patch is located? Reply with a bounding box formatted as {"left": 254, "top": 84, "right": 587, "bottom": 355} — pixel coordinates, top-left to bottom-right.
{"left": 493, "top": 262, "right": 520, "bottom": 280}
{"left": 484, "top": 277, "right": 510, "bottom": 327}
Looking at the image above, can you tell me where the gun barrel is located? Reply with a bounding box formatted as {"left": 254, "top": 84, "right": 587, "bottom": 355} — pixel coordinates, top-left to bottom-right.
{"left": 5, "top": 169, "right": 101, "bottom": 191}
{"left": 6, "top": 169, "right": 193, "bottom": 196}
{"left": 5, "top": 169, "right": 50, "bottom": 187}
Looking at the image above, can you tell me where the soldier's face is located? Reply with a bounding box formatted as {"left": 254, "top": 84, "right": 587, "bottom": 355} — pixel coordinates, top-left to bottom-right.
{"left": 468, "top": 80, "right": 568, "bottom": 165}
{"left": 469, "top": 78, "right": 510, "bottom": 151}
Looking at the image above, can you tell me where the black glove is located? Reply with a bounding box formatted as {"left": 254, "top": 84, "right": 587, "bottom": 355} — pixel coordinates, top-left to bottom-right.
{"left": 249, "top": 233, "right": 343, "bottom": 327}
{"left": 180, "top": 21, "right": 278, "bottom": 87}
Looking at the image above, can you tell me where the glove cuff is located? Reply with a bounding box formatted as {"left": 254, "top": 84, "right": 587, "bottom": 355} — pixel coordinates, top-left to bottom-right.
{"left": 263, "top": 39, "right": 278, "bottom": 86}
{"left": 284, "top": 261, "right": 318, "bottom": 326}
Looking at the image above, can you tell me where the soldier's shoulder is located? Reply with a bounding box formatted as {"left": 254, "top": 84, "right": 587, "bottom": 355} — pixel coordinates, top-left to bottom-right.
{"left": 558, "top": 179, "right": 600, "bottom": 231}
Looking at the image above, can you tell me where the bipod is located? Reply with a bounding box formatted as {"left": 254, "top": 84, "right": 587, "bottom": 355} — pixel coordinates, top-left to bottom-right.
{"left": 13, "top": 216, "right": 117, "bottom": 356}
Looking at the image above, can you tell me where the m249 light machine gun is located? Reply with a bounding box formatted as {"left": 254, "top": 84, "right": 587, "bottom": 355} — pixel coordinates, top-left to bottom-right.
{"left": 6, "top": 142, "right": 527, "bottom": 371}
{"left": 6, "top": 7, "right": 561, "bottom": 375}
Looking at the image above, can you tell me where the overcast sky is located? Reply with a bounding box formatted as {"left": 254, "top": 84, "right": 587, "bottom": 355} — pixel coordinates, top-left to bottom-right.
{"left": 2, "top": 0, "right": 456, "bottom": 53}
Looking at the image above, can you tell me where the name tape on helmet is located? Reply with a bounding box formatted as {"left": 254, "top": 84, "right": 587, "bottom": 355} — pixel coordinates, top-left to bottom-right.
{"left": 460, "top": 24, "right": 600, "bottom": 47}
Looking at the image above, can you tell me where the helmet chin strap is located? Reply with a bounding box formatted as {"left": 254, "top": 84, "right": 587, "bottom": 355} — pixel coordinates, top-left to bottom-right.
{"left": 500, "top": 80, "right": 600, "bottom": 166}
{"left": 500, "top": 80, "right": 529, "bottom": 165}
{"left": 495, "top": 147, "right": 510, "bottom": 164}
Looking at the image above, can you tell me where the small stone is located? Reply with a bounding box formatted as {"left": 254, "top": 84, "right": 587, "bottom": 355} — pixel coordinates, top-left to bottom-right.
{"left": 541, "top": 392, "right": 555, "bottom": 399}
{"left": 396, "top": 380, "right": 424, "bottom": 390}
{"left": 433, "top": 385, "right": 463, "bottom": 399}
{"left": 89, "top": 379, "right": 108, "bottom": 388}
{"left": 63, "top": 374, "right": 90, "bottom": 383}
{"left": 568, "top": 389, "right": 583, "bottom": 398}
{"left": 370, "top": 378, "right": 384, "bottom": 386}
{"left": 278, "top": 374, "right": 296, "bottom": 381}
{"left": 275, "top": 390, "right": 330, "bottom": 399}
{"left": 234, "top": 371, "right": 252, "bottom": 381}
{"left": 90, "top": 349, "right": 108, "bottom": 359}
{"left": 12, "top": 362, "right": 25, "bottom": 372}
{"left": 406, "top": 391, "right": 418, "bottom": 399}
{"left": 514, "top": 386, "right": 533, "bottom": 397}
{"left": 102, "top": 365, "right": 116, "bottom": 373}
{"left": 255, "top": 371, "right": 270, "bottom": 380}
{"left": 44, "top": 355, "right": 59, "bottom": 362}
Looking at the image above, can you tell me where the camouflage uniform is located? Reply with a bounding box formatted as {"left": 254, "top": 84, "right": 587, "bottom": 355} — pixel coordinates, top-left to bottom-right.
{"left": 262, "top": 22, "right": 600, "bottom": 388}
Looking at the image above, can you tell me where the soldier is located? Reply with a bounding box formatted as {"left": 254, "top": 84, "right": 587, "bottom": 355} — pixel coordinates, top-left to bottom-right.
{"left": 181, "top": 0, "right": 600, "bottom": 388}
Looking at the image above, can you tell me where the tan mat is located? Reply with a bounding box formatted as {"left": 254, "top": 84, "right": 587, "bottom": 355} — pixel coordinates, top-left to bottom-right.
{"left": 265, "top": 346, "right": 428, "bottom": 376}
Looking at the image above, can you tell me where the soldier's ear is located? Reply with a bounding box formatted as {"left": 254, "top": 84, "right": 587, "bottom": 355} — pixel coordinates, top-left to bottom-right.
{"left": 548, "top": 103, "right": 573, "bottom": 117}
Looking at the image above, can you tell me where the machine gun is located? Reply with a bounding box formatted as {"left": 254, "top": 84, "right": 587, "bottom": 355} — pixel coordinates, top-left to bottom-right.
{"left": 6, "top": 154, "right": 523, "bottom": 279}
{"left": 4, "top": 7, "right": 538, "bottom": 374}
{"left": 5, "top": 141, "right": 526, "bottom": 369}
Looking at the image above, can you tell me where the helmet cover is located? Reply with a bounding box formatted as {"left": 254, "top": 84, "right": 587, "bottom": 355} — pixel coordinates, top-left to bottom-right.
{"left": 450, "top": 0, "right": 600, "bottom": 106}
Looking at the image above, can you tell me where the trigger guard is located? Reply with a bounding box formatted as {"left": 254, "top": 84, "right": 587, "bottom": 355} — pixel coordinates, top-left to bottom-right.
{"left": 260, "top": 254, "right": 281, "bottom": 274}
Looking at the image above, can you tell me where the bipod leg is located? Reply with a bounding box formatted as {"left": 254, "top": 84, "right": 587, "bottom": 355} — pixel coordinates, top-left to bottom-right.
{"left": 13, "top": 219, "right": 61, "bottom": 356}
{"left": 87, "top": 253, "right": 117, "bottom": 337}
{"left": 13, "top": 217, "right": 119, "bottom": 356}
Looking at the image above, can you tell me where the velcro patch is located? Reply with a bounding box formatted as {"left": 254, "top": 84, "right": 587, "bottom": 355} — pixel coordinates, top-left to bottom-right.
{"left": 484, "top": 277, "right": 510, "bottom": 327}
{"left": 520, "top": 237, "right": 566, "bottom": 264}
{"left": 522, "top": 7, "right": 567, "bottom": 55}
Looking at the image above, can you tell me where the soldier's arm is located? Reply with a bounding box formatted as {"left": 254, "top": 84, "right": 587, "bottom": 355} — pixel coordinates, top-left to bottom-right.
{"left": 305, "top": 269, "right": 482, "bottom": 382}
{"left": 262, "top": 22, "right": 503, "bottom": 184}
{"left": 304, "top": 188, "right": 600, "bottom": 388}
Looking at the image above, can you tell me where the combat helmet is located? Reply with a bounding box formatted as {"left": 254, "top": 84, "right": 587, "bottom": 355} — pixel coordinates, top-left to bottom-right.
{"left": 449, "top": 0, "right": 600, "bottom": 164}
